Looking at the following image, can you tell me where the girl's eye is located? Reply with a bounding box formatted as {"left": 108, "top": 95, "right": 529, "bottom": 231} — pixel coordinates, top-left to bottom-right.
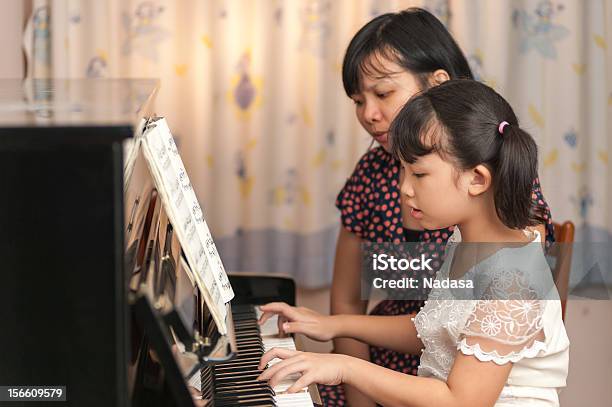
{"left": 412, "top": 173, "right": 426, "bottom": 178}
{"left": 376, "top": 92, "right": 390, "bottom": 99}
{"left": 352, "top": 99, "right": 363, "bottom": 106}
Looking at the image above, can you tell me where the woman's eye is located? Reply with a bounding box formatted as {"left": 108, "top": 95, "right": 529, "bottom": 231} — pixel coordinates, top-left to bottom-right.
{"left": 412, "top": 173, "right": 426, "bottom": 178}
{"left": 376, "top": 92, "right": 389, "bottom": 99}
{"left": 352, "top": 99, "right": 363, "bottom": 106}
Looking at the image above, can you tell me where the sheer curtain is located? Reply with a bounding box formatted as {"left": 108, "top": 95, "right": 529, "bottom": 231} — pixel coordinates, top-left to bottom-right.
{"left": 23, "top": 0, "right": 611, "bottom": 288}
{"left": 451, "top": 0, "right": 611, "bottom": 287}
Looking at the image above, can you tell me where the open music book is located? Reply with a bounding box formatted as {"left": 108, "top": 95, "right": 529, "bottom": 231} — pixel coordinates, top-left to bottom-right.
{"left": 136, "top": 117, "right": 234, "bottom": 334}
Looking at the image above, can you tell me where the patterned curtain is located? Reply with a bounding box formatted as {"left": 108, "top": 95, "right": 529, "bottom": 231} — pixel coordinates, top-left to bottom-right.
{"left": 450, "top": 0, "right": 611, "bottom": 287}
{"left": 23, "top": 0, "right": 611, "bottom": 288}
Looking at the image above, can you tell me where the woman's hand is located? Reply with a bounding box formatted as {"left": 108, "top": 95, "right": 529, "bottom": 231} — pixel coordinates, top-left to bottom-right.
{"left": 258, "top": 302, "right": 337, "bottom": 341}
{"left": 257, "top": 348, "right": 349, "bottom": 393}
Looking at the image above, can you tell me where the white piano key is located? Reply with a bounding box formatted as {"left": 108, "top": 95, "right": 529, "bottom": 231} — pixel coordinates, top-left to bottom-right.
{"left": 187, "top": 370, "right": 201, "bottom": 392}
{"left": 274, "top": 392, "right": 316, "bottom": 406}
{"left": 258, "top": 310, "right": 281, "bottom": 337}
{"left": 264, "top": 338, "right": 297, "bottom": 350}
{"left": 274, "top": 376, "right": 304, "bottom": 392}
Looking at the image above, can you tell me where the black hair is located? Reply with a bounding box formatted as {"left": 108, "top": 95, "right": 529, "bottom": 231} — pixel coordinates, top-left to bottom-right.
{"left": 390, "top": 79, "right": 543, "bottom": 230}
{"left": 342, "top": 7, "right": 473, "bottom": 96}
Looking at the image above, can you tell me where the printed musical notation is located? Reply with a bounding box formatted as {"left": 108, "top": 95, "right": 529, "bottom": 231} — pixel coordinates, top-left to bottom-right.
{"left": 140, "top": 117, "right": 234, "bottom": 333}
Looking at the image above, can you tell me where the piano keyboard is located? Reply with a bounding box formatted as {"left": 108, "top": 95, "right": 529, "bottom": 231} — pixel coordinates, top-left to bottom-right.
{"left": 190, "top": 304, "right": 314, "bottom": 406}
{"left": 257, "top": 307, "right": 314, "bottom": 405}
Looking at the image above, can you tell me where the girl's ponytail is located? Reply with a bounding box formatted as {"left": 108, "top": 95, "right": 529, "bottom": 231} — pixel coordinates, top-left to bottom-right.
{"left": 390, "top": 79, "right": 545, "bottom": 230}
{"left": 494, "top": 124, "right": 541, "bottom": 229}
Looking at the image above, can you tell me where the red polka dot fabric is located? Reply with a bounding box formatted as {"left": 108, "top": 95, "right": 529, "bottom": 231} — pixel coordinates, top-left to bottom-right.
{"left": 320, "top": 147, "right": 555, "bottom": 406}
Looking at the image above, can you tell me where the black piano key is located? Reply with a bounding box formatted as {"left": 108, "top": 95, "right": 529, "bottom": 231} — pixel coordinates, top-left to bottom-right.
{"left": 216, "top": 365, "right": 261, "bottom": 373}
{"left": 215, "top": 382, "right": 271, "bottom": 393}
{"left": 222, "top": 356, "right": 263, "bottom": 364}
{"left": 235, "top": 345, "right": 265, "bottom": 353}
{"left": 215, "top": 365, "right": 262, "bottom": 373}
{"left": 215, "top": 373, "right": 263, "bottom": 382}
{"left": 236, "top": 351, "right": 263, "bottom": 360}
{"left": 216, "top": 394, "right": 274, "bottom": 403}
{"left": 234, "top": 332, "right": 260, "bottom": 337}
{"left": 215, "top": 363, "right": 262, "bottom": 371}
{"left": 215, "top": 386, "right": 272, "bottom": 396}
{"left": 217, "top": 360, "right": 261, "bottom": 368}
{"left": 215, "top": 390, "right": 273, "bottom": 398}
{"left": 215, "top": 376, "right": 265, "bottom": 385}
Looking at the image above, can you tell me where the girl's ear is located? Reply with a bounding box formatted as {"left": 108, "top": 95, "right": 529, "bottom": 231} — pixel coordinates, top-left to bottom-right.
{"left": 429, "top": 69, "right": 450, "bottom": 86}
{"left": 467, "top": 164, "right": 492, "bottom": 197}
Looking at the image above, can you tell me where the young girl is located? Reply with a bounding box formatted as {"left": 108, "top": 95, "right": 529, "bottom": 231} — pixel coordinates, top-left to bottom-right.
{"left": 257, "top": 80, "right": 570, "bottom": 406}
{"left": 330, "top": 8, "right": 555, "bottom": 406}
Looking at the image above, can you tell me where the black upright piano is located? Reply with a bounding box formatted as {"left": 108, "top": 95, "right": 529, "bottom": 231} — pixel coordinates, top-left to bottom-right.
{"left": 0, "top": 79, "right": 319, "bottom": 407}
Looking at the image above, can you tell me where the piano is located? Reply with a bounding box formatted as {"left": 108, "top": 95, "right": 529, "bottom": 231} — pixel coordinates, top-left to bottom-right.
{"left": 0, "top": 78, "right": 320, "bottom": 407}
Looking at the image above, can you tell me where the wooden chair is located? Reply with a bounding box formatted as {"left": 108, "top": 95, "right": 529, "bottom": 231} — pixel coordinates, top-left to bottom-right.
{"left": 550, "top": 221, "right": 575, "bottom": 321}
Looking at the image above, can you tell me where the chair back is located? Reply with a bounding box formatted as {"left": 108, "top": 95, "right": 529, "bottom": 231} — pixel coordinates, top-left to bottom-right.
{"left": 551, "top": 221, "right": 575, "bottom": 321}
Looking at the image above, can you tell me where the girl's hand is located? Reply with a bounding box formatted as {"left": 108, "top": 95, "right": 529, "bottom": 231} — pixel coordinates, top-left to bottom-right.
{"left": 257, "top": 348, "right": 348, "bottom": 393}
{"left": 258, "top": 302, "right": 337, "bottom": 341}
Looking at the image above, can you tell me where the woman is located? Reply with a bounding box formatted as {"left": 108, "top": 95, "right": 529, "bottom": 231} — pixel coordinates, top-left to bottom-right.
{"left": 326, "top": 8, "right": 554, "bottom": 406}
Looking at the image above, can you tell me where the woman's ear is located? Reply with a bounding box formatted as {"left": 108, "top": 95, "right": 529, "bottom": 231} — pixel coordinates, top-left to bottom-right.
{"left": 429, "top": 69, "right": 450, "bottom": 86}
{"left": 467, "top": 164, "right": 492, "bottom": 197}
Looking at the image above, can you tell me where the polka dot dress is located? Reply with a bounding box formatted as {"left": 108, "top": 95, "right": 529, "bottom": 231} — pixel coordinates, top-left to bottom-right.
{"left": 319, "top": 147, "right": 555, "bottom": 406}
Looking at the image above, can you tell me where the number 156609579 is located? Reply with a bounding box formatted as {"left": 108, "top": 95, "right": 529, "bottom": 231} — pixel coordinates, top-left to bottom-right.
{"left": 1, "top": 386, "right": 66, "bottom": 401}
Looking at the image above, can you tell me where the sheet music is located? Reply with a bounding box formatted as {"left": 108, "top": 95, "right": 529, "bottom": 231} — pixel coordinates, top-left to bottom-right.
{"left": 180, "top": 256, "right": 227, "bottom": 333}
{"left": 154, "top": 119, "right": 233, "bottom": 302}
{"left": 140, "top": 117, "right": 233, "bottom": 333}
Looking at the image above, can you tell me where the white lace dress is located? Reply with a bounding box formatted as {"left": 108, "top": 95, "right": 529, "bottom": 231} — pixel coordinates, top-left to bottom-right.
{"left": 413, "top": 229, "right": 570, "bottom": 406}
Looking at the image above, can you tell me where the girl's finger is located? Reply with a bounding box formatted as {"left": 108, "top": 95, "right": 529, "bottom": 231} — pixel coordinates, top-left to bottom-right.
{"left": 282, "top": 322, "right": 308, "bottom": 336}
{"left": 259, "top": 302, "right": 292, "bottom": 315}
{"left": 268, "top": 361, "right": 310, "bottom": 388}
{"left": 258, "top": 311, "right": 276, "bottom": 325}
{"left": 286, "top": 373, "right": 315, "bottom": 393}
{"left": 258, "top": 353, "right": 304, "bottom": 381}
{"left": 277, "top": 315, "right": 289, "bottom": 338}
{"left": 258, "top": 302, "right": 296, "bottom": 324}
{"left": 258, "top": 347, "right": 299, "bottom": 370}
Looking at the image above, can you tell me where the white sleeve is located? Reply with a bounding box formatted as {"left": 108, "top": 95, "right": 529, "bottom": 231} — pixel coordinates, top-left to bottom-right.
{"left": 458, "top": 268, "right": 547, "bottom": 365}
